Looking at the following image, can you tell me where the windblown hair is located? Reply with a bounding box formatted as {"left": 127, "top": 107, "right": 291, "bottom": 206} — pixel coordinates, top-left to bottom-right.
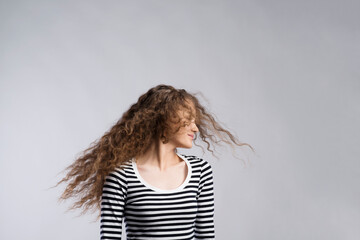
{"left": 55, "top": 84, "right": 254, "bottom": 218}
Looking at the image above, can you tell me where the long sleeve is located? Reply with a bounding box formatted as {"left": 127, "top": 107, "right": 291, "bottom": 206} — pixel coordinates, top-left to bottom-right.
{"left": 195, "top": 160, "right": 215, "bottom": 239}
{"left": 100, "top": 168, "right": 128, "bottom": 240}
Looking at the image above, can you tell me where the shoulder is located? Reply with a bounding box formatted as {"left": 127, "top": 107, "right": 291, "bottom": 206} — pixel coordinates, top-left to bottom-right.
{"left": 106, "top": 160, "right": 132, "bottom": 185}
{"left": 178, "top": 153, "right": 213, "bottom": 172}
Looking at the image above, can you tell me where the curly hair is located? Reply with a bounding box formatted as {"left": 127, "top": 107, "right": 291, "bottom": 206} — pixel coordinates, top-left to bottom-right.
{"left": 55, "top": 84, "right": 254, "bottom": 219}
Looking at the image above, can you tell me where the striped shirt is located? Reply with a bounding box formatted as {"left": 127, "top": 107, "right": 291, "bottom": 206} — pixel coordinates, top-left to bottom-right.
{"left": 100, "top": 152, "right": 215, "bottom": 239}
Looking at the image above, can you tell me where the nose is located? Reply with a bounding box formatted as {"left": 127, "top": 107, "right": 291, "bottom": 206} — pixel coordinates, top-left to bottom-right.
{"left": 190, "top": 121, "right": 199, "bottom": 132}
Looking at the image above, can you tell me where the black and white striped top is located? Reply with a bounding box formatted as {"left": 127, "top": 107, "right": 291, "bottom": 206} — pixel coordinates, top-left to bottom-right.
{"left": 100, "top": 152, "right": 215, "bottom": 240}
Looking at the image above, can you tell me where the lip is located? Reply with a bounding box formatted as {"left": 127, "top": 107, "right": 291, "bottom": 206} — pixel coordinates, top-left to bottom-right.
{"left": 188, "top": 134, "right": 194, "bottom": 139}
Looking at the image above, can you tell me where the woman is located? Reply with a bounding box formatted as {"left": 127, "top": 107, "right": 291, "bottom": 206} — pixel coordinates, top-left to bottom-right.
{"left": 56, "top": 84, "right": 254, "bottom": 239}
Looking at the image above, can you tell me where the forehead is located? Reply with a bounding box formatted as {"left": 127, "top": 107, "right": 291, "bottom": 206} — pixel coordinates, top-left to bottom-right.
{"left": 186, "top": 100, "right": 195, "bottom": 112}
{"left": 178, "top": 101, "right": 196, "bottom": 118}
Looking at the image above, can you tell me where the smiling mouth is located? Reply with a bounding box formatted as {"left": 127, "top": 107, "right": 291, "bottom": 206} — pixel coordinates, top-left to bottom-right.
{"left": 188, "top": 134, "right": 194, "bottom": 139}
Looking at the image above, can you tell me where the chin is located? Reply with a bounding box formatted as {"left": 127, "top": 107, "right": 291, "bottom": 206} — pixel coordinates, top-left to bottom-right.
{"left": 179, "top": 143, "right": 193, "bottom": 149}
{"left": 178, "top": 146, "right": 192, "bottom": 150}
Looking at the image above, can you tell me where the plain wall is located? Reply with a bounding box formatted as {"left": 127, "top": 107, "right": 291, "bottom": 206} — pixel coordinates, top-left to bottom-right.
{"left": 0, "top": 0, "right": 359, "bottom": 239}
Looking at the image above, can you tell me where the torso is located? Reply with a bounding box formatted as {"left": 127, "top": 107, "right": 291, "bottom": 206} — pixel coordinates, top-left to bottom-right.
{"left": 136, "top": 158, "right": 188, "bottom": 190}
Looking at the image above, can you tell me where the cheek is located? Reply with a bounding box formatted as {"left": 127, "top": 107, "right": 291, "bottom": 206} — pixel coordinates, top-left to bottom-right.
{"left": 172, "top": 128, "right": 188, "bottom": 139}
{"left": 178, "top": 127, "right": 190, "bottom": 135}
{"left": 175, "top": 125, "right": 185, "bottom": 132}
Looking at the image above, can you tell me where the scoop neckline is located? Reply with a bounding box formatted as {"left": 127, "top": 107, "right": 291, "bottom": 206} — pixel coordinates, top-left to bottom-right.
{"left": 131, "top": 152, "right": 192, "bottom": 193}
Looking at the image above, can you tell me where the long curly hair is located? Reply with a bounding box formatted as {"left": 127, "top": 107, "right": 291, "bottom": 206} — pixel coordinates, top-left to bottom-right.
{"left": 55, "top": 84, "right": 254, "bottom": 219}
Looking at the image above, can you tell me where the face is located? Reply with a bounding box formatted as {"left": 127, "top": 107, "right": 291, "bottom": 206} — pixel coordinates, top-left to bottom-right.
{"left": 166, "top": 102, "right": 199, "bottom": 149}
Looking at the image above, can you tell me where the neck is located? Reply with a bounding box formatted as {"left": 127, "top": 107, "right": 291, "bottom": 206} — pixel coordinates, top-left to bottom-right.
{"left": 134, "top": 139, "right": 181, "bottom": 171}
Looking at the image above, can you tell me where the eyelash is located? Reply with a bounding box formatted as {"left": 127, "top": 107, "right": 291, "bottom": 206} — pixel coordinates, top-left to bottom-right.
{"left": 183, "top": 119, "right": 196, "bottom": 126}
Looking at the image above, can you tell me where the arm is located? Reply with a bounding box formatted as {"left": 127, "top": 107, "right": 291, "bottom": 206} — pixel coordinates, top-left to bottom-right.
{"left": 100, "top": 169, "right": 127, "bottom": 240}
{"left": 195, "top": 160, "right": 215, "bottom": 239}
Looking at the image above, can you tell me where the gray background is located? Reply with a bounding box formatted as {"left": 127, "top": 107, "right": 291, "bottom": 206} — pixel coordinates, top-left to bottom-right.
{"left": 0, "top": 0, "right": 359, "bottom": 239}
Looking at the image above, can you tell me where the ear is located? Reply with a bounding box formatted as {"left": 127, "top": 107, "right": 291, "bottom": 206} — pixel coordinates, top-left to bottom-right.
{"left": 160, "top": 131, "right": 169, "bottom": 144}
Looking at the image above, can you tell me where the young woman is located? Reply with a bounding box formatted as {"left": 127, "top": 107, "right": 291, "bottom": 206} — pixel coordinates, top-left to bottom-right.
{"left": 57, "top": 84, "right": 254, "bottom": 239}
